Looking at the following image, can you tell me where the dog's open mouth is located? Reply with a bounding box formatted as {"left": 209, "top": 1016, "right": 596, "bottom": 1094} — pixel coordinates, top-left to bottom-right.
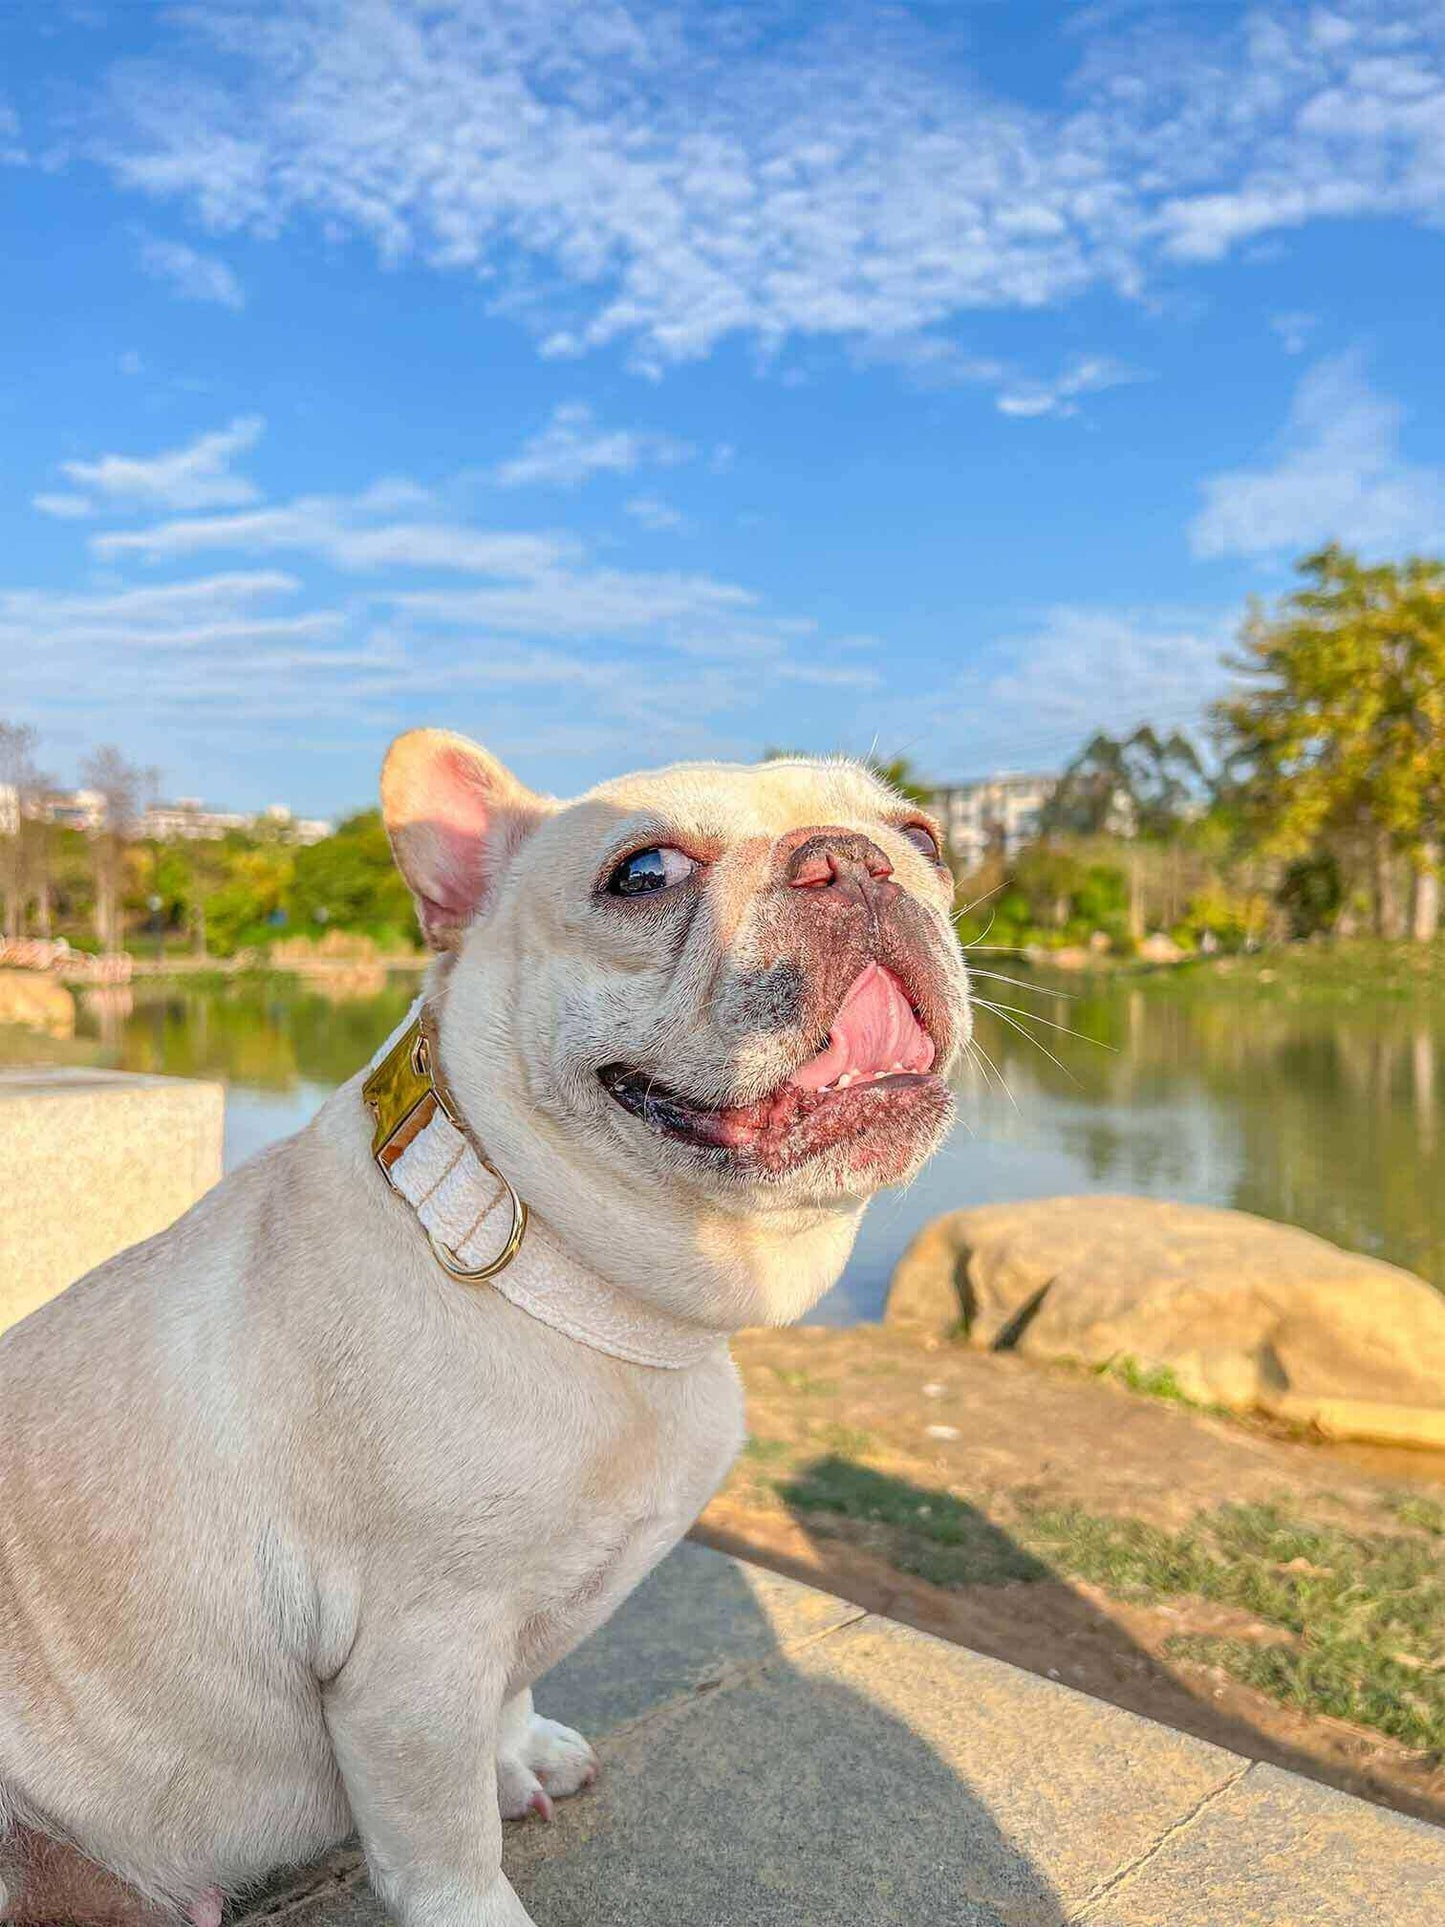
{"left": 599, "top": 961, "right": 948, "bottom": 1175}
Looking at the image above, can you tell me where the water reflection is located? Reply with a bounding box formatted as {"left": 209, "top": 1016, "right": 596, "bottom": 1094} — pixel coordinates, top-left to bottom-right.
{"left": 29, "top": 970, "right": 1444, "bottom": 1323}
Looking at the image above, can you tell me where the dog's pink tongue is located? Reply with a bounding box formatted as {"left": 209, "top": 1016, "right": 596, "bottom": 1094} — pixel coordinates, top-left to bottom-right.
{"left": 789, "top": 962, "right": 935, "bottom": 1091}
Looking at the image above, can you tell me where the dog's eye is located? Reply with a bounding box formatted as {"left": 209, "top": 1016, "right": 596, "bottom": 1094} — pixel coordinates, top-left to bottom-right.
{"left": 899, "top": 822, "right": 944, "bottom": 865}
{"left": 607, "top": 846, "right": 698, "bottom": 897}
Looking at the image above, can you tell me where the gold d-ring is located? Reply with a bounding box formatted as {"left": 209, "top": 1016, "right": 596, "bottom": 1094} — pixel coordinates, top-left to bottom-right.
{"left": 363, "top": 1014, "right": 530, "bottom": 1285}
{"left": 413, "top": 1020, "right": 530, "bottom": 1283}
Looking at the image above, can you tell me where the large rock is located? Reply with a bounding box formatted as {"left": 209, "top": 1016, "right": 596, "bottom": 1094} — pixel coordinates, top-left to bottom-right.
{"left": 886, "top": 1195, "right": 1445, "bottom": 1445}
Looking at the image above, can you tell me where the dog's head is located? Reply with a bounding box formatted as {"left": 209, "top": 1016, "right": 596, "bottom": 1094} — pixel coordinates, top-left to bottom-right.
{"left": 381, "top": 730, "right": 970, "bottom": 1326}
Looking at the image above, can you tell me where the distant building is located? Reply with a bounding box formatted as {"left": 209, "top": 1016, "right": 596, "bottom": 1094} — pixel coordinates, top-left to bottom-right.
{"left": 137, "top": 799, "right": 334, "bottom": 844}
{"left": 927, "top": 773, "right": 1058, "bottom": 871}
{"left": 14, "top": 789, "right": 334, "bottom": 845}
{"left": 140, "top": 798, "right": 251, "bottom": 842}
{"left": 40, "top": 789, "right": 107, "bottom": 833}
{"left": 255, "top": 804, "right": 333, "bottom": 846}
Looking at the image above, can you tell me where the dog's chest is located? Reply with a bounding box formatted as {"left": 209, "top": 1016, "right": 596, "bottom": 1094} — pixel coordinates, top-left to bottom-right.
{"left": 497, "top": 1352, "right": 743, "bottom": 1683}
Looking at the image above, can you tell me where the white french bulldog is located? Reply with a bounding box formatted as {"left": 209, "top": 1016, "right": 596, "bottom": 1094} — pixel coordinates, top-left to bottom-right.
{"left": 0, "top": 734, "right": 970, "bottom": 1927}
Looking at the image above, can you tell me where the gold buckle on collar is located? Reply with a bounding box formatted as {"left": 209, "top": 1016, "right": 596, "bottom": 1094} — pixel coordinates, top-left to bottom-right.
{"left": 363, "top": 1015, "right": 529, "bottom": 1283}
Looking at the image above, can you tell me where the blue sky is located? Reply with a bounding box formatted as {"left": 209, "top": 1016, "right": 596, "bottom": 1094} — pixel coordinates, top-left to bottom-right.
{"left": 2, "top": 0, "right": 1443, "bottom": 818}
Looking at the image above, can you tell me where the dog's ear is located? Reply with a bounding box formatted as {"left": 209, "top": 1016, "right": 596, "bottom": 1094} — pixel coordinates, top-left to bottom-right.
{"left": 381, "top": 729, "right": 552, "bottom": 949}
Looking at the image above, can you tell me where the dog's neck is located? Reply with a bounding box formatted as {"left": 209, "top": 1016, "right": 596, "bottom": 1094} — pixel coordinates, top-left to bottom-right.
{"left": 365, "top": 1005, "right": 726, "bottom": 1370}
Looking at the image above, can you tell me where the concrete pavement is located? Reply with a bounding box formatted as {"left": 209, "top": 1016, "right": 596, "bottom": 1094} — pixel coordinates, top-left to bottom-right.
{"left": 236, "top": 1542, "right": 1444, "bottom": 1926}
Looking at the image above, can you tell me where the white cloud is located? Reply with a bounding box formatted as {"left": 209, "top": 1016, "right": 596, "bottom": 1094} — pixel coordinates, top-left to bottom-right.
{"left": 44, "top": 416, "right": 263, "bottom": 516}
{"left": 869, "top": 604, "right": 1235, "bottom": 781}
{"left": 994, "top": 356, "right": 1142, "bottom": 421}
{"left": 31, "top": 492, "right": 93, "bottom": 520}
{"left": 775, "top": 662, "right": 882, "bottom": 692}
{"left": 624, "top": 495, "right": 686, "bottom": 533}
{"left": 91, "top": 3, "right": 1445, "bottom": 365}
{"left": 136, "top": 232, "right": 245, "bottom": 309}
{"left": 494, "top": 403, "right": 692, "bottom": 489}
{"left": 86, "top": 465, "right": 806, "bottom": 662}
{"left": 388, "top": 568, "right": 760, "bottom": 646}
{"left": 1190, "top": 353, "right": 1445, "bottom": 559}
{"left": 0, "top": 572, "right": 344, "bottom": 662}
{"left": 7, "top": 429, "right": 881, "bottom": 794}
{"left": 854, "top": 339, "right": 1143, "bottom": 418}
{"left": 94, "top": 494, "right": 577, "bottom": 578}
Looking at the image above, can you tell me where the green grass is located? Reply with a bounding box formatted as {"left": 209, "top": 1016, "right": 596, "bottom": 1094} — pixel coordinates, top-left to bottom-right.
{"left": 1147, "top": 937, "right": 1445, "bottom": 1004}
{"left": 774, "top": 1456, "right": 1445, "bottom": 1755}
{"left": 778, "top": 1457, "right": 1049, "bottom": 1587}
{"left": 1384, "top": 1490, "right": 1445, "bottom": 1537}
{"left": 1094, "top": 1355, "right": 1191, "bottom": 1404}
{"left": 766, "top": 1366, "right": 840, "bottom": 1396}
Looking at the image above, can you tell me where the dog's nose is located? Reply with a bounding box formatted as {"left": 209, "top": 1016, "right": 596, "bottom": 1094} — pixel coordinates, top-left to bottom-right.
{"left": 782, "top": 828, "right": 895, "bottom": 898}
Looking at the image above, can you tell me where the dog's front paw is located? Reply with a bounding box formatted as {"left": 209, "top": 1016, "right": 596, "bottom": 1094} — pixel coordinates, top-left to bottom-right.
{"left": 497, "top": 1715, "right": 598, "bottom": 1823}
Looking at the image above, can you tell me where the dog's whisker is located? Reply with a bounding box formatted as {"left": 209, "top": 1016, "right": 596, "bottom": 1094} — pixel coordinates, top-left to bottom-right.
{"left": 972, "top": 1001, "right": 1084, "bottom": 1087}
{"left": 964, "top": 1033, "right": 1019, "bottom": 1110}
{"left": 967, "top": 968, "right": 1079, "bottom": 1003}
{"left": 971, "top": 996, "right": 1113, "bottom": 1050}
{"left": 952, "top": 879, "right": 1009, "bottom": 923}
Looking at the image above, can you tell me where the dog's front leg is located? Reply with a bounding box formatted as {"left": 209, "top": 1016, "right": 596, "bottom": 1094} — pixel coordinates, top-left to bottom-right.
{"left": 324, "top": 1620, "right": 535, "bottom": 1927}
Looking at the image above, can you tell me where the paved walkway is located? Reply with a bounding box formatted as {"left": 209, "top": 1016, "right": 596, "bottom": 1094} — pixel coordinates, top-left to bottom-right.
{"left": 238, "top": 1542, "right": 1444, "bottom": 1926}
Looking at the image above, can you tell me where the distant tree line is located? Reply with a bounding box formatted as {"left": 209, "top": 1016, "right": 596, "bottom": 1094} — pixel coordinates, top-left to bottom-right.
{"left": 962, "top": 546, "right": 1445, "bottom": 954}
{"left": 4, "top": 545, "right": 1442, "bottom": 964}
{"left": 0, "top": 732, "right": 416, "bottom": 960}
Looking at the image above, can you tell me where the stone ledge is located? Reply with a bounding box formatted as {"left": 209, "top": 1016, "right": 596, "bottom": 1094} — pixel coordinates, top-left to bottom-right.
{"left": 235, "top": 1542, "right": 1445, "bottom": 1926}
{"left": 0, "top": 1068, "right": 224, "bottom": 1330}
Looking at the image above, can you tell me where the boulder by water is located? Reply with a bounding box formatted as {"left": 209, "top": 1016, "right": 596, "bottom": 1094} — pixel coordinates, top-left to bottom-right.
{"left": 885, "top": 1195, "right": 1445, "bottom": 1447}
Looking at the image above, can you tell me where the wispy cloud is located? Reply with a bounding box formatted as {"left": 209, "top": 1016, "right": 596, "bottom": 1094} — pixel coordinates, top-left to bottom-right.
{"left": 38, "top": 416, "right": 264, "bottom": 516}
{"left": 853, "top": 339, "right": 1142, "bottom": 419}
{"left": 96, "top": 494, "right": 576, "bottom": 578}
{"left": 31, "top": 492, "right": 93, "bottom": 520}
{"left": 1190, "top": 353, "right": 1445, "bottom": 560}
{"left": 870, "top": 604, "right": 1235, "bottom": 780}
{"left": 993, "top": 356, "right": 1143, "bottom": 421}
{"left": 494, "top": 403, "right": 692, "bottom": 489}
{"left": 0, "top": 573, "right": 344, "bottom": 666}
{"left": 91, "top": 3, "right": 1445, "bottom": 366}
{"left": 1269, "top": 311, "right": 1317, "bottom": 356}
{"left": 1, "top": 101, "right": 25, "bottom": 167}
{"left": 6, "top": 426, "right": 887, "bottom": 791}
{"left": 135, "top": 232, "right": 245, "bottom": 309}
{"left": 624, "top": 495, "right": 686, "bottom": 533}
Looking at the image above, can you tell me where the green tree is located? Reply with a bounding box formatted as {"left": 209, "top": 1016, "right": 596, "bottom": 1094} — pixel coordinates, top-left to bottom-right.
{"left": 1215, "top": 546, "right": 1445, "bottom": 940}
{"left": 1041, "top": 726, "right": 1207, "bottom": 842}
{"left": 285, "top": 810, "right": 417, "bottom": 948}
{"left": 201, "top": 841, "right": 294, "bottom": 956}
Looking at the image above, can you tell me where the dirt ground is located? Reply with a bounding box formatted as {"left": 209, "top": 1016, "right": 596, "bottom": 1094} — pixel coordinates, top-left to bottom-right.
{"left": 693, "top": 1324, "right": 1445, "bottom": 1826}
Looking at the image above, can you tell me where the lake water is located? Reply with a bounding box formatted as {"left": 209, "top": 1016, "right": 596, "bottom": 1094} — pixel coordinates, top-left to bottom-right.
{"left": 29, "top": 969, "right": 1445, "bottom": 1324}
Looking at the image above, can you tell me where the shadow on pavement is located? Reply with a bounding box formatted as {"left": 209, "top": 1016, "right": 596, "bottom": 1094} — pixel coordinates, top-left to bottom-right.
{"left": 511, "top": 1541, "right": 1073, "bottom": 1927}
